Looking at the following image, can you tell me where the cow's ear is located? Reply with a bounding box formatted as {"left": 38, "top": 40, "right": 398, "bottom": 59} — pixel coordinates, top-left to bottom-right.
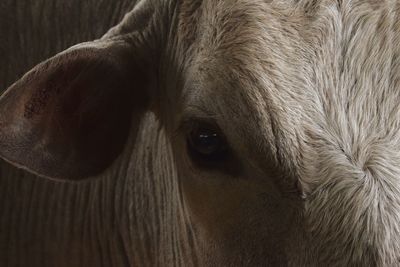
{"left": 0, "top": 39, "right": 151, "bottom": 181}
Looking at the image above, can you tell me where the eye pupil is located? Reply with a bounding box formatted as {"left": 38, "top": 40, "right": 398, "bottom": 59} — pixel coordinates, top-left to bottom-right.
{"left": 188, "top": 126, "right": 229, "bottom": 162}
{"left": 194, "top": 132, "right": 220, "bottom": 154}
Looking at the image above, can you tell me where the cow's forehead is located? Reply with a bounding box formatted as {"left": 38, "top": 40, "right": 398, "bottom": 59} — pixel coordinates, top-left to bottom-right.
{"left": 178, "top": 0, "right": 400, "bottom": 181}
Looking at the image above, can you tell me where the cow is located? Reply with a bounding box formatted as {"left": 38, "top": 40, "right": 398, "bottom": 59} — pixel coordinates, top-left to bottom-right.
{"left": 1, "top": 0, "right": 400, "bottom": 266}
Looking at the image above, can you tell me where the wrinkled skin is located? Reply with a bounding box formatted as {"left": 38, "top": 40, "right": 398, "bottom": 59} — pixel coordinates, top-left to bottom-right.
{"left": 0, "top": 1, "right": 142, "bottom": 266}
{"left": 2, "top": 0, "right": 400, "bottom": 266}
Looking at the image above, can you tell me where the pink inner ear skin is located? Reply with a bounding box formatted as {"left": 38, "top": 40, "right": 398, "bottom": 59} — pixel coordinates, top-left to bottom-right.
{"left": 0, "top": 45, "right": 149, "bottom": 181}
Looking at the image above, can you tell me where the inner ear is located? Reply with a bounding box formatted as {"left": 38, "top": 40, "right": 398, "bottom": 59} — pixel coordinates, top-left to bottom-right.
{"left": 0, "top": 41, "right": 149, "bottom": 181}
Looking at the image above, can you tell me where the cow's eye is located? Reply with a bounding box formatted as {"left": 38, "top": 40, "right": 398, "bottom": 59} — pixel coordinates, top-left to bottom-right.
{"left": 187, "top": 124, "right": 229, "bottom": 163}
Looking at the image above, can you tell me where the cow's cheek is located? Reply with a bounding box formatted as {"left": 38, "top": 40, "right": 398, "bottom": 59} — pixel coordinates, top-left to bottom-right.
{"left": 179, "top": 170, "right": 296, "bottom": 243}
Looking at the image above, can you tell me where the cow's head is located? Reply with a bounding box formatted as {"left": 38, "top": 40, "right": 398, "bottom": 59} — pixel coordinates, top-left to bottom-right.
{"left": 1, "top": 0, "right": 400, "bottom": 265}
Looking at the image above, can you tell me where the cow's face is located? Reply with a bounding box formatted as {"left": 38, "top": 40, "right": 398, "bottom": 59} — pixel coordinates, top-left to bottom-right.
{"left": 164, "top": 1, "right": 306, "bottom": 265}
{"left": 1, "top": 0, "right": 400, "bottom": 265}
{"left": 166, "top": 0, "right": 400, "bottom": 265}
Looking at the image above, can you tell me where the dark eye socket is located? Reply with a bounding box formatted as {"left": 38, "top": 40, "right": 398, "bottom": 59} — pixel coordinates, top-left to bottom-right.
{"left": 187, "top": 123, "right": 230, "bottom": 163}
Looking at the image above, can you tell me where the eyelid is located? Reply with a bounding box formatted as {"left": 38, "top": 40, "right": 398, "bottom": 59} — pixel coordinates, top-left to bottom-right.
{"left": 179, "top": 105, "right": 219, "bottom": 126}
{"left": 177, "top": 117, "right": 220, "bottom": 136}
